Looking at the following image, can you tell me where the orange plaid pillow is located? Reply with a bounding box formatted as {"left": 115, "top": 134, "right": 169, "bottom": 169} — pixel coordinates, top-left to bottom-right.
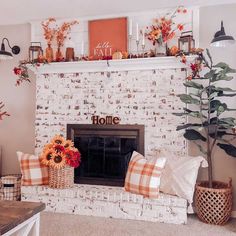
{"left": 124, "top": 151, "right": 166, "bottom": 198}
{"left": 17, "top": 151, "right": 49, "bottom": 186}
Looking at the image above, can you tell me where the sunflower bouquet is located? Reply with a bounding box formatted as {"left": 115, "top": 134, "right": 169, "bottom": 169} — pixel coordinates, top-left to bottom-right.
{"left": 41, "top": 135, "right": 81, "bottom": 169}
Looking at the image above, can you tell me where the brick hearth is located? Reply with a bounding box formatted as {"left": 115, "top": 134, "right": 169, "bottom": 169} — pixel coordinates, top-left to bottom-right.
{"left": 21, "top": 185, "right": 187, "bottom": 224}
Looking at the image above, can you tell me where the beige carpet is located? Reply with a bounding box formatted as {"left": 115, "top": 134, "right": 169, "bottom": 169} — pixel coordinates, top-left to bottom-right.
{"left": 40, "top": 212, "right": 236, "bottom": 236}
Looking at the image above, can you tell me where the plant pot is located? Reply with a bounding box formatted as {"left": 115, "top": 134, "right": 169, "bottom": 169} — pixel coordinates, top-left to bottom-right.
{"left": 49, "top": 166, "right": 74, "bottom": 189}
{"left": 195, "top": 180, "right": 233, "bottom": 225}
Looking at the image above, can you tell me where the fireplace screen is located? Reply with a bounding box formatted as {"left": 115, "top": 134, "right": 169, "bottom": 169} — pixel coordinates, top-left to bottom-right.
{"left": 67, "top": 124, "right": 144, "bottom": 186}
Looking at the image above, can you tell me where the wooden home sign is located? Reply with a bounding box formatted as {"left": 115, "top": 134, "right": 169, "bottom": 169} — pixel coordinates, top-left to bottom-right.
{"left": 92, "top": 115, "right": 120, "bottom": 125}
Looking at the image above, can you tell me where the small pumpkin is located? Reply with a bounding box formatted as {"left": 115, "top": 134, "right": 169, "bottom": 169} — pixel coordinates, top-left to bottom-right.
{"left": 112, "top": 51, "right": 123, "bottom": 60}
{"left": 169, "top": 46, "right": 179, "bottom": 56}
{"left": 122, "top": 51, "right": 129, "bottom": 59}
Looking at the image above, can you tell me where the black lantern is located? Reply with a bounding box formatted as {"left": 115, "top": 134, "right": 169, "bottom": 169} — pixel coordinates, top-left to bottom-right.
{"left": 29, "top": 42, "right": 43, "bottom": 63}
{"left": 178, "top": 31, "right": 195, "bottom": 55}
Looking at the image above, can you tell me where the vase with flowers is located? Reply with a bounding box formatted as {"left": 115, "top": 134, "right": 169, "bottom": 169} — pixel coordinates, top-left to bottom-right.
{"left": 41, "top": 18, "right": 56, "bottom": 62}
{"left": 55, "top": 20, "right": 78, "bottom": 62}
{"left": 146, "top": 6, "right": 186, "bottom": 56}
{"left": 41, "top": 134, "right": 81, "bottom": 189}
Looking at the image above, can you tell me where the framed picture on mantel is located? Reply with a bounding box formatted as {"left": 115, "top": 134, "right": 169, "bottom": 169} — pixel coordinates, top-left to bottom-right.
{"left": 89, "top": 17, "right": 127, "bottom": 59}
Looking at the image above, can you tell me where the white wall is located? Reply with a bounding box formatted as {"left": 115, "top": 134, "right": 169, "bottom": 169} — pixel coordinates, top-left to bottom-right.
{"left": 196, "top": 3, "right": 236, "bottom": 211}
{"left": 0, "top": 24, "right": 34, "bottom": 175}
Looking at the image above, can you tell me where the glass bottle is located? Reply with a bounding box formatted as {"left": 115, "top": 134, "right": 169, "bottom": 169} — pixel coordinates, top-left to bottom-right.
{"left": 45, "top": 43, "right": 54, "bottom": 62}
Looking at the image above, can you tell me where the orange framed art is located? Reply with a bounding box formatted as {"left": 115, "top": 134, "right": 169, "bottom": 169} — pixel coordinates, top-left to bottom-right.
{"left": 89, "top": 17, "right": 127, "bottom": 59}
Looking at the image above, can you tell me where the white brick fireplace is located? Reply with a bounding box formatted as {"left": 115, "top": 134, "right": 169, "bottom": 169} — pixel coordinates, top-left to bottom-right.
{"left": 22, "top": 57, "right": 193, "bottom": 224}
{"left": 33, "top": 58, "right": 188, "bottom": 157}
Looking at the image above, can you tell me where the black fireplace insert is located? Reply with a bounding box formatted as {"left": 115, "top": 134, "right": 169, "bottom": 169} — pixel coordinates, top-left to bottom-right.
{"left": 67, "top": 124, "right": 144, "bottom": 186}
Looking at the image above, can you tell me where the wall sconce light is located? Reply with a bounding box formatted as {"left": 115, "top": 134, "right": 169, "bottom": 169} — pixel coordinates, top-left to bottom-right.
{"left": 0, "top": 38, "right": 20, "bottom": 60}
{"left": 211, "top": 21, "right": 235, "bottom": 47}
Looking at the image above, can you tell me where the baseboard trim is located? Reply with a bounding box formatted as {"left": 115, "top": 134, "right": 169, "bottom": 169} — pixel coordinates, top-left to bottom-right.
{"left": 231, "top": 211, "right": 236, "bottom": 218}
{"left": 190, "top": 207, "right": 236, "bottom": 218}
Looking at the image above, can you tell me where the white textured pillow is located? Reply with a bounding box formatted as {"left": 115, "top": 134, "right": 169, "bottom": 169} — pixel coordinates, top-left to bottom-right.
{"left": 160, "top": 155, "right": 208, "bottom": 206}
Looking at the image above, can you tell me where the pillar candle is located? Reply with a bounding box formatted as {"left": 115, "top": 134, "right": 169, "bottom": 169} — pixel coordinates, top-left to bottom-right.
{"left": 142, "top": 29, "right": 145, "bottom": 46}
{"left": 129, "top": 19, "right": 132, "bottom": 36}
{"left": 81, "top": 41, "right": 84, "bottom": 55}
{"left": 136, "top": 23, "right": 139, "bottom": 41}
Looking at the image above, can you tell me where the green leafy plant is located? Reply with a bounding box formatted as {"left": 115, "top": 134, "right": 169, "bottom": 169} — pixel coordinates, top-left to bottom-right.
{"left": 174, "top": 49, "right": 236, "bottom": 188}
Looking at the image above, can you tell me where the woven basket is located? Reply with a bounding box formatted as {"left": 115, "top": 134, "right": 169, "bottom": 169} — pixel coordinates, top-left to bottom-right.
{"left": 49, "top": 166, "right": 74, "bottom": 189}
{"left": 0, "top": 174, "right": 21, "bottom": 201}
{"left": 195, "top": 179, "right": 233, "bottom": 225}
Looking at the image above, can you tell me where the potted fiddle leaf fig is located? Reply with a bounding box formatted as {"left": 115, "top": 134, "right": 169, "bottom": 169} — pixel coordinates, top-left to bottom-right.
{"left": 174, "top": 49, "right": 236, "bottom": 225}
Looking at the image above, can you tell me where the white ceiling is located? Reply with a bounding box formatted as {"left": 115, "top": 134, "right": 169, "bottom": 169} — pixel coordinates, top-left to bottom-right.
{"left": 2, "top": 0, "right": 236, "bottom": 25}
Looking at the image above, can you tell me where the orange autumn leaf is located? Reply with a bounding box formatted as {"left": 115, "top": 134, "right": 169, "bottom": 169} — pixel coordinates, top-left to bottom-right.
{"left": 55, "top": 20, "right": 79, "bottom": 47}
{"left": 41, "top": 18, "right": 56, "bottom": 44}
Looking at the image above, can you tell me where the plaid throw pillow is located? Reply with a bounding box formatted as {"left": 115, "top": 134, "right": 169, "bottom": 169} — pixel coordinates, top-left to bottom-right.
{"left": 124, "top": 151, "right": 166, "bottom": 198}
{"left": 17, "top": 151, "right": 49, "bottom": 186}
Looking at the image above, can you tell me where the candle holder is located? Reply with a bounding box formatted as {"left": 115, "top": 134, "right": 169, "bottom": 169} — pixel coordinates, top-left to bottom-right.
{"left": 141, "top": 44, "right": 145, "bottom": 58}
{"left": 128, "top": 35, "right": 132, "bottom": 58}
{"left": 136, "top": 40, "right": 140, "bottom": 56}
{"left": 79, "top": 54, "right": 84, "bottom": 61}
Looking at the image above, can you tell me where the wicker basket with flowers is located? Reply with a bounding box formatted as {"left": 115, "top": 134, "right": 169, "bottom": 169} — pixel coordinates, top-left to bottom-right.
{"left": 40, "top": 135, "right": 81, "bottom": 188}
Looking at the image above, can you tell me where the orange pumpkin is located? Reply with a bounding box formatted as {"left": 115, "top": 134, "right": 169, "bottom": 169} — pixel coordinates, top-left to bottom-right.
{"left": 112, "top": 51, "right": 123, "bottom": 60}
{"left": 169, "top": 46, "right": 179, "bottom": 56}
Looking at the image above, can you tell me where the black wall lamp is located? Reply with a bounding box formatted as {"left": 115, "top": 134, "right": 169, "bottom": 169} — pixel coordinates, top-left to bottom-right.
{"left": 0, "top": 38, "right": 20, "bottom": 60}
{"left": 211, "top": 21, "right": 235, "bottom": 47}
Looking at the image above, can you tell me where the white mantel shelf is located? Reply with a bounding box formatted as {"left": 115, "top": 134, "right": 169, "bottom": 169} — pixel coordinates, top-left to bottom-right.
{"left": 27, "top": 56, "right": 196, "bottom": 74}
